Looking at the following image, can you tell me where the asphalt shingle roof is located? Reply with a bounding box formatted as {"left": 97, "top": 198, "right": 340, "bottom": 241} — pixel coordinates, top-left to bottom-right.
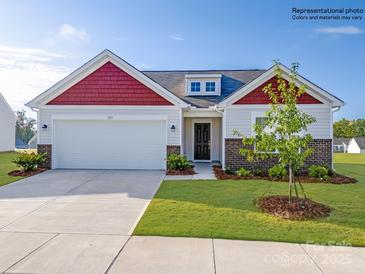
{"left": 143, "top": 70, "right": 266, "bottom": 107}
{"left": 333, "top": 138, "right": 351, "bottom": 146}
{"left": 354, "top": 137, "right": 365, "bottom": 149}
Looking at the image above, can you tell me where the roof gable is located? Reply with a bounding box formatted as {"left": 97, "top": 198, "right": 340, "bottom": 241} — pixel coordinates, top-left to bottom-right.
{"left": 218, "top": 63, "right": 345, "bottom": 107}
{"left": 47, "top": 62, "right": 172, "bottom": 105}
{"left": 233, "top": 76, "right": 322, "bottom": 105}
{"left": 26, "top": 50, "right": 188, "bottom": 108}
{"left": 0, "top": 93, "right": 15, "bottom": 115}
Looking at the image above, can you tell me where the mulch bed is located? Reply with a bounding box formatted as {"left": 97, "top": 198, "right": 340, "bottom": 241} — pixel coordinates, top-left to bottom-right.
{"left": 8, "top": 168, "right": 47, "bottom": 177}
{"left": 166, "top": 167, "right": 196, "bottom": 175}
{"left": 213, "top": 166, "right": 272, "bottom": 181}
{"left": 213, "top": 166, "right": 357, "bottom": 184}
{"left": 257, "top": 195, "right": 331, "bottom": 220}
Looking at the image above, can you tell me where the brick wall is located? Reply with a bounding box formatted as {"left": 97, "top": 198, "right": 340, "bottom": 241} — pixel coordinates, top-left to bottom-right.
{"left": 37, "top": 144, "right": 52, "bottom": 169}
{"left": 167, "top": 145, "right": 181, "bottom": 156}
{"left": 225, "top": 138, "right": 332, "bottom": 173}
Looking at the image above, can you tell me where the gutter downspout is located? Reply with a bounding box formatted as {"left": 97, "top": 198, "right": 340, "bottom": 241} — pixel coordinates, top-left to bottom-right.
{"left": 331, "top": 106, "right": 342, "bottom": 170}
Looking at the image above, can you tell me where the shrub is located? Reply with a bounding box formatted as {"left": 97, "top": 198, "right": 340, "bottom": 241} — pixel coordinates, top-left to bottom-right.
{"left": 308, "top": 165, "right": 328, "bottom": 180}
{"left": 224, "top": 167, "right": 235, "bottom": 175}
{"left": 167, "top": 154, "right": 191, "bottom": 170}
{"left": 236, "top": 167, "right": 251, "bottom": 177}
{"left": 13, "top": 152, "right": 46, "bottom": 172}
{"left": 253, "top": 169, "right": 264, "bottom": 176}
{"left": 269, "top": 165, "right": 287, "bottom": 179}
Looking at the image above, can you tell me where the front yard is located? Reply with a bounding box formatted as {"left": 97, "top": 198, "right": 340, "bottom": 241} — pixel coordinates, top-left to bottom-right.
{"left": 134, "top": 154, "right": 365, "bottom": 246}
{"left": 0, "top": 150, "right": 37, "bottom": 186}
{"left": 0, "top": 151, "right": 21, "bottom": 186}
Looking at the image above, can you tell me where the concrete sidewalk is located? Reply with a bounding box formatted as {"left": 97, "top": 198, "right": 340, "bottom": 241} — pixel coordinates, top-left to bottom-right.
{"left": 2, "top": 235, "right": 364, "bottom": 274}
{"left": 165, "top": 162, "right": 217, "bottom": 180}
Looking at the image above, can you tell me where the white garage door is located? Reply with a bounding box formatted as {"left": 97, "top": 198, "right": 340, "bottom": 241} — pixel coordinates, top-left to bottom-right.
{"left": 53, "top": 120, "right": 166, "bottom": 169}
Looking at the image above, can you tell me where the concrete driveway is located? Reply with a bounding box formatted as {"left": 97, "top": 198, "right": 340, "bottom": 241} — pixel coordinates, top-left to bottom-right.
{"left": 0, "top": 170, "right": 164, "bottom": 273}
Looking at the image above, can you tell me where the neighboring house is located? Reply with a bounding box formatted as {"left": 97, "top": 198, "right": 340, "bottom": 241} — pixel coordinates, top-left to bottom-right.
{"left": 348, "top": 137, "right": 365, "bottom": 154}
{"left": 26, "top": 50, "right": 345, "bottom": 170}
{"left": 0, "top": 93, "right": 16, "bottom": 152}
{"left": 333, "top": 138, "right": 351, "bottom": 153}
{"left": 333, "top": 137, "right": 365, "bottom": 154}
{"left": 27, "top": 134, "right": 37, "bottom": 149}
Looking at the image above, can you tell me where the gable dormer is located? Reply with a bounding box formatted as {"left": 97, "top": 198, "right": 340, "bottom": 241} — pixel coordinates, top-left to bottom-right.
{"left": 185, "top": 74, "right": 222, "bottom": 96}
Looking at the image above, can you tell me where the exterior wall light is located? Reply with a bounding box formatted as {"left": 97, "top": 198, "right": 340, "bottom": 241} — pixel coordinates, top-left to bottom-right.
{"left": 170, "top": 125, "right": 176, "bottom": 132}
{"left": 42, "top": 124, "right": 48, "bottom": 129}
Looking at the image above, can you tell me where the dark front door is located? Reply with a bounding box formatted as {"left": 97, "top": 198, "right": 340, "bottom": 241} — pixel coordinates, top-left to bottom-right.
{"left": 194, "top": 123, "right": 210, "bottom": 160}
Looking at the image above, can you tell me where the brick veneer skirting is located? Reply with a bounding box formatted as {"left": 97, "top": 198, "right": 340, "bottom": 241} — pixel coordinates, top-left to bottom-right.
{"left": 167, "top": 145, "right": 181, "bottom": 156}
{"left": 37, "top": 144, "right": 52, "bottom": 169}
{"left": 225, "top": 138, "right": 332, "bottom": 173}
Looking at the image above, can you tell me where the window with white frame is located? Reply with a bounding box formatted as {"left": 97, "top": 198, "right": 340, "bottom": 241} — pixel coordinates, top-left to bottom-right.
{"left": 252, "top": 114, "right": 277, "bottom": 153}
{"left": 191, "top": 82, "right": 201, "bottom": 92}
{"left": 206, "top": 82, "right": 216, "bottom": 92}
{"left": 255, "top": 117, "right": 269, "bottom": 128}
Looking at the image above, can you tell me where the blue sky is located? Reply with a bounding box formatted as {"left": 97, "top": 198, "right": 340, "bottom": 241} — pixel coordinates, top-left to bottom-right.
{"left": 0, "top": 0, "right": 364, "bottom": 119}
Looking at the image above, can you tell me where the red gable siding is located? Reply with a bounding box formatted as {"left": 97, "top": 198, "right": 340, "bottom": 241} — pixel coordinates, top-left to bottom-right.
{"left": 47, "top": 61, "right": 173, "bottom": 105}
{"left": 233, "top": 76, "right": 322, "bottom": 104}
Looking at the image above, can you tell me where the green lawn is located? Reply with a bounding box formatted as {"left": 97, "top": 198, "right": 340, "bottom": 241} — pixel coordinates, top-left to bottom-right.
{"left": 134, "top": 154, "right": 365, "bottom": 246}
{"left": 0, "top": 151, "right": 21, "bottom": 186}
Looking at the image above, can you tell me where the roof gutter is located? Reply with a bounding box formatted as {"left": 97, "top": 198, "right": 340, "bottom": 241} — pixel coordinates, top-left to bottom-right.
{"left": 211, "top": 105, "right": 224, "bottom": 114}
{"left": 332, "top": 106, "right": 341, "bottom": 113}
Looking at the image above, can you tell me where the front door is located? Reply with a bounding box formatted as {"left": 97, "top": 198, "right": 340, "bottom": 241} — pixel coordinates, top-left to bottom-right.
{"left": 194, "top": 123, "right": 210, "bottom": 160}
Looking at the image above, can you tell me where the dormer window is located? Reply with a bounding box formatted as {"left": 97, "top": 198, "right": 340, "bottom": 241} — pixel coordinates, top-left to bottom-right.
{"left": 191, "top": 82, "right": 201, "bottom": 92}
{"left": 206, "top": 82, "right": 215, "bottom": 92}
{"left": 185, "top": 74, "right": 221, "bottom": 96}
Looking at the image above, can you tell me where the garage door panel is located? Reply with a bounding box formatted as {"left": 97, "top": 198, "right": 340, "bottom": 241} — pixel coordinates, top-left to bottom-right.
{"left": 53, "top": 120, "right": 166, "bottom": 169}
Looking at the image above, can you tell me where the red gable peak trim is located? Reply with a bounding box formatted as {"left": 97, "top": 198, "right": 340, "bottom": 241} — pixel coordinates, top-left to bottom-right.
{"left": 233, "top": 76, "right": 323, "bottom": 105}
{"left": 47, "top": 61, "right": 173, "bottom": 105}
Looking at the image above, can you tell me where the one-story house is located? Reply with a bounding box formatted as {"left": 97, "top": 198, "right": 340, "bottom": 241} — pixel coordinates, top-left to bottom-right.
{"left": 333, "top": 137, "right": 365, "bottom": 154}
{"left": 26, "top": 49, "right": 345, "bottom": 170}
{"left": 0, "top": 93, "right": 16, "bottom": 152}
{"left": 348, "top": 137, "right": 365, "bottom": 153}
{"left": 333, "top": 138, "right": 351, "bottom": 153}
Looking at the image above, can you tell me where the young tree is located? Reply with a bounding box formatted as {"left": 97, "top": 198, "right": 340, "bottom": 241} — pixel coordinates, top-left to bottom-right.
{"left": 16, "top": 110, "right": 36, "bottom": 144}
{"left": 235, "top": 62, "right": 316, "bottom": 203}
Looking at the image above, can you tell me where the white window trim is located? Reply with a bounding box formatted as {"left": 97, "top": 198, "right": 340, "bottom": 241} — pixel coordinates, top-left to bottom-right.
{"left": 206, "top": 82, "right": 216, "bottom": 92}
{"left": 186, "top": 78, "right": 221, "bottom": 96}
{"left": 251, "top": 112, "right": 278, "bottom": 154}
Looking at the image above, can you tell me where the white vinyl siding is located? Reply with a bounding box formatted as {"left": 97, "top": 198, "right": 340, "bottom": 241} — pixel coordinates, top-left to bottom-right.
{"left": 38, "top": 107, "right": 181, "bottom": 145}
{"left": 0, "top": 95, "right": 16, "bottom": 151}
{"left": 225, "top": 105, "right": 332, "bottom": 139}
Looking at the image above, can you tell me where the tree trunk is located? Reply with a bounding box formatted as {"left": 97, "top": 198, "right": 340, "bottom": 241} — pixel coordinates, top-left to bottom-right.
{"left": 288, "top": 165, "right": 293, "bottom": 203}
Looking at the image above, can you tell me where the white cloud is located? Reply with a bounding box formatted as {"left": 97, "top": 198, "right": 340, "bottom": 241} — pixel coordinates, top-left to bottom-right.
{"left": 0, "top": 44, "right": 70, "bottom": 117}
{"left": 315, "top": 26, "right": 363, "bottom": 35}
{"left": 170, "top": 34, "right": 184, "bottom": 41}
{"left": 47, "top": 24, "right": 88, "bottom": 45}
{"left": 57, "top": 24, "right": 88, "bottom": 40}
